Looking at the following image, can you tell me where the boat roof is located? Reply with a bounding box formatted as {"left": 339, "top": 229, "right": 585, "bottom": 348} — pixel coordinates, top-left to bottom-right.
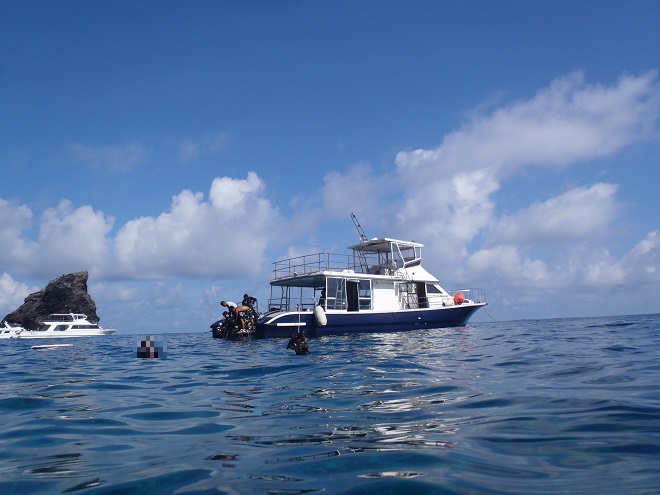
{"left": 347, "top": 237, "right": 423, "bottom": 252}
{"left": 43, "top": 313, "right": 88, "bottom": 321}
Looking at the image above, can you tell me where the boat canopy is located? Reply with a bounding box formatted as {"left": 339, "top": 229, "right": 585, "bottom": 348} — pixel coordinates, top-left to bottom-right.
{"left": 347, "top": 237, "right": 423, "bottom": 253}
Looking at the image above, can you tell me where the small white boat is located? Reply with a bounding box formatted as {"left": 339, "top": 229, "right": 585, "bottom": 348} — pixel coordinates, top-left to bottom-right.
{"left": 256, "top": 232, "right": 487, "bottom": 338}
{"left": 0, "top": 313, "right": 115, "bottom": 339}
{"left": 0, "top": 321, "right": 27, "bottom": 339}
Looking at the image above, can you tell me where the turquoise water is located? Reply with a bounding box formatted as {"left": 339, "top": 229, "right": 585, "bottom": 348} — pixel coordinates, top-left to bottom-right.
{"left": 1, "top": 314, "right": 659, "bottom": 494}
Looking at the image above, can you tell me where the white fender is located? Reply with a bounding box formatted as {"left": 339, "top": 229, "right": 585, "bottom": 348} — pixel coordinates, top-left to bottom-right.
{"left": 314, "top": 305, "right": 327, "bottom": 326}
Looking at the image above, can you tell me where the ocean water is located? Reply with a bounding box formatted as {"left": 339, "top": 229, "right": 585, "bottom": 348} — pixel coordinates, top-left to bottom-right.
{"left": 1, "top": 314, "right": 659, "bottom": 495}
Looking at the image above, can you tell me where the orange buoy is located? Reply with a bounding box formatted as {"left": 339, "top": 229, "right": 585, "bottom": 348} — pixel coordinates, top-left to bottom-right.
{"left": 454, "top": 293, "right": 465, "bottom": 305}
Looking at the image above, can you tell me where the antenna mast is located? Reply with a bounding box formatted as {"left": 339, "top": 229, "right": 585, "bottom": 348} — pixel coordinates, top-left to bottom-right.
{"left": 351, "top": 212, "right": 368, "bottom": 243}
{"left": 350, "top": 212, "right": 370, "bottom": 272}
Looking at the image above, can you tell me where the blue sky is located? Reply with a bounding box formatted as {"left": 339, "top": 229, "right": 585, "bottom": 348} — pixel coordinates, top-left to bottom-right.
{"left": 1, "top": 1, "right": 659, "bottom": 333}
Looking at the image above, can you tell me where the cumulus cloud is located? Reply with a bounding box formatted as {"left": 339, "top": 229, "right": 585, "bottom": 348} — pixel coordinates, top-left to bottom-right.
{"left": 179, "top": 130, "right": 232, "bottom": 161}
{"left": 111, "top": 172, "right": 278, "bottom": 279}
{"left": 322, "top": 162, "right": 391, "bottom": 219}
{"left": 0, "top": 172, "right": 278, "bottom": 282}
{"left": 487, "top": 183, "right": 620, "bottom": 246}
{"left": 397, "top": 168, "right": 500, "bottom": 261}
{"left": 89, "top": 282, "right": 140, "bottom": 302}
{"left": 388, "top": 72, "right": 660, "bottom": 295}
{"left": 464, "top": 228, "right": 660, "bottom": 295}
{"left": 71, "top": 142, "right": 148, "bottom": 172}
{"left": 0, "top": 199, "right": 114, "bottom": 278}
{"left": 395, "top": 71, "right": 660, "bottom": 179}
{"left": 0, "top": 199, "right": 33, "bottom": 270}
{"left": 36, "top": 200, "right": 114, "bottom": 275}
{"left": 0, "top": 273, "right": 38, "bottom": 316}
{"left": 615, "top": 231, "right": 660, "bottom": 284}
{"left": 463, "top": 245, "right": 552, "bottom": 288}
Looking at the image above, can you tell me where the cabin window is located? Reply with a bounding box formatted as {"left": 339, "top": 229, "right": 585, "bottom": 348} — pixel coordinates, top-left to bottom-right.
{"left": 324, "top": 277, "right": 371, "bottom": 311}
{"left": 326, "top": 277, "right": 346, "bottom": 310}
{"left": 398, "top": 282, "right": 419, "bottom": 309}
{"left": 358, "top": 280, "right": 372, "bottom": 310}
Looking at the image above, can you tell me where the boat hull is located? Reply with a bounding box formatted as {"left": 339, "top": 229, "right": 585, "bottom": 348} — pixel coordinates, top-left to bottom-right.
{"left": 256, "top": 303, "right": 485, "bottom": 338}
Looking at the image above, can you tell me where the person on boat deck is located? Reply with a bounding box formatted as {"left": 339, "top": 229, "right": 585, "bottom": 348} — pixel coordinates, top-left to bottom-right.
{"left": 241, "top": 294, "right": 258, "bottom": 323}
{"left": 221, "top": 300, "right": 237, "bottom": 313}
{"left": 221, "top": 300, "right": 241, "bottom": 328}
{"left": 221, "top": 311, "right": 235, "bottom": 329}
{"left": 242, "top": 294, "right": 257, "bottom": 308}
{"left": 233, "top": 305, "right": 253, "bottom": 329}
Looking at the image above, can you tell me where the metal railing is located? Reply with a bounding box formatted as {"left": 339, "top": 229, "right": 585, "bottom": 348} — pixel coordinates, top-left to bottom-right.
{"left": 266, "top": 297, "right": 317, "bottom": 313}
{"left": 272, "top": 251, "right": 408, "bottom": 279}
{"left": 273, "top": 252, "right": 356, "bottom": 279}
{"left": 400, "top": 288, "right": 487, "bottom": 310}
{"left": 447, "top": 288, "right": 487, "bottom": 304}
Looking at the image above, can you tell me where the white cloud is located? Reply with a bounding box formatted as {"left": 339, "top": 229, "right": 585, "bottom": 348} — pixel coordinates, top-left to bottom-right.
{"left": 111, "top": 172, "right": 278, "bottom": 279}
{"left": 35, "top": 200, "right": 114, "bottom": 276}
{"left": 179, "top": 130, "right": 232, "bottom": 161}
{"left": 71, "top": 142, "right": 148, "bottom": 172}
{"left": 463, "top": 245, "right": 552, "bottom": 288}
{"left": 89, "top": 282, "right": 140, "bottom": 302}
{"left": 387, "top": 72, "right": 660, "bottom": 299}
{"left": 322, "top": 162, "right": 390, "bottom": 219}
{"left": 0, "top": 273, "right": 38, "bottom": 317}
{"left": 487, "top": 183, "right": 620, "bottom": 246}
{"left": 0, "top": 172, "right": 278, "bottom": 282}
{"left": 615, "top": 231, "right": 660, "bottom": 284}
{"left": 0, "top": 199, "right": 33, "bottom": 270}
{"left": 462, "top": 228, "right": 660, "bottom": 296}
{"left": 395, "top": 71, "right": 660, "bottom": 180}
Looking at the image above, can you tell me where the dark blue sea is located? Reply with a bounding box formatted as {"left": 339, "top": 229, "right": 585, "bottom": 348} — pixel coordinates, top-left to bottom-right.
{"left": 1, "top": 314, "right": 659, "bottom": 495}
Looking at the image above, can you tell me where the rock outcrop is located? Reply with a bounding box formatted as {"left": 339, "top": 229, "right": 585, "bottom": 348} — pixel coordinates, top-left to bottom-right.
{"left": 3, "top": 272, "right": 99, "bottom": 329}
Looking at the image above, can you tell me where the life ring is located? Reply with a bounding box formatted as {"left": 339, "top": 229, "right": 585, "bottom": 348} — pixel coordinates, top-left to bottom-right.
{"left": 453, "top": 293, "right": 465, "bottom": 305}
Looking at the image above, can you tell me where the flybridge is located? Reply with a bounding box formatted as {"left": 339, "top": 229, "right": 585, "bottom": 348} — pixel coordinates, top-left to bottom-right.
{"left": 272, "top": 237, "right": 424, "bottom": 282}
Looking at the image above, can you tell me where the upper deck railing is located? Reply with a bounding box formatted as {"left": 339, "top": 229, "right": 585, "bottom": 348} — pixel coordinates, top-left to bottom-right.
{"left": 273, "top": 250, "right": 423, "bottom": 279}
{"left": 273, "top": 252, "right": 359, "bottom": 279}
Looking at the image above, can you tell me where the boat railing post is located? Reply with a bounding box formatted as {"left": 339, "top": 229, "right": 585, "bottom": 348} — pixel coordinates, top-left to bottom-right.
{"left": 297, "top": 304, "right": 302, "bottom": 333}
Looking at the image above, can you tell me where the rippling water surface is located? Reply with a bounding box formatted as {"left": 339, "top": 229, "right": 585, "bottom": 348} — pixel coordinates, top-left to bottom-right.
{"left": 1, "top": 314, "right": 659, "bottom": 494}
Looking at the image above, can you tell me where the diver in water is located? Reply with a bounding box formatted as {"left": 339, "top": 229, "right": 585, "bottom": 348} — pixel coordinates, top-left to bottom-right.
{"left": 286, "top": 332, "right": 310, "bottom": 355}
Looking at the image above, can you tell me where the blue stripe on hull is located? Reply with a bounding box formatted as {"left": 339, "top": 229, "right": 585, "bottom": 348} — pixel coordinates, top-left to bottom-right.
{"left": 256, "top": 305, "right": 484, "bottom": 338}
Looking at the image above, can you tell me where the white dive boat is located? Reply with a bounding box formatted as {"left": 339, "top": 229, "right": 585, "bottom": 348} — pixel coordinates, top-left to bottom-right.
{"left": 256, "top": 236, "right": 487, "bottom": 337}
{"left": 0, "top": 313, "right": 115, "bottom": 339}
